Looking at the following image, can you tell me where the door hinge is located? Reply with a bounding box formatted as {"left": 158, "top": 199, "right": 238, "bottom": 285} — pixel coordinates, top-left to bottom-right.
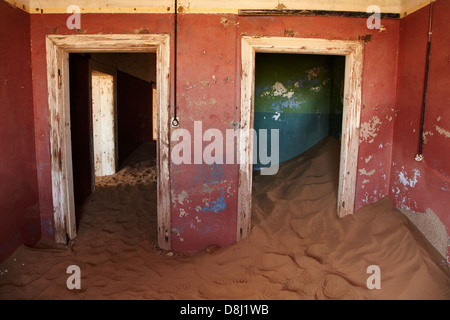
{"left": 58, "top": 69, "right": 62, "bottom": 89}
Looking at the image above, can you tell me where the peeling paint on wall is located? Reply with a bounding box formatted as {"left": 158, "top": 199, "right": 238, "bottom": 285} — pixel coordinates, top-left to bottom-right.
{"left": 200, "top": 190, "right": 226, "bottom": 213}
{"left": 360, "top": 188, "right": 383, "bottom": 205}
{"left": 270, "top": 82, "right": 290, "bottom": 97}
{"left": 260, "top": 81, "right": 299, "bottom": 100}
{"left": 423, "top": 130, "right": 433, "bottom": 144}
{"left": 178, "top": 190, "right": 189, "bottom": 205}
{"left": 359, "top": 168, "right": 376, "bottom": 176}
{"left": 198, "top": 80, "right": 210, "bottom": 87}
{"left": 362, "top": 179, "right": 370, "bottom": 189}
{"left": 179, "top": 208, "right": 188, "bottom": 218}
{"left": 435, "top": 125, "right": 450, "bottom": 138}
{"left": 255, "top": 54, "right": 332, "bottom": 114}
{"left": 360, "top": 116, "right": 382, "bottom": 143}
{"left": 284, "top": 28, "right": 298, "bottom": 37}
{"left": 172, "top": 227, "right": 184, "bottom": 242}
{"left": 219, "top": 16, "right": 239, "bottom": 27}
{"left": 398, "top": 168, "right": 421, "bottom": 188}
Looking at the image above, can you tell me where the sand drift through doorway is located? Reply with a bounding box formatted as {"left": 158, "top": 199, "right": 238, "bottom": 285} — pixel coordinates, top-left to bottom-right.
{"left": 45, "top": 34, "right": 172, "bottom": 250}
{"left": 238, "top": 36, "right": 364, "bottom": 242}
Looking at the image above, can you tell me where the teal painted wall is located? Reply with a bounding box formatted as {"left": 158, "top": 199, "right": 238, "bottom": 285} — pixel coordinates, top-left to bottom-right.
{"left": 254, "top": 53, "right": 344, "bottom": 170}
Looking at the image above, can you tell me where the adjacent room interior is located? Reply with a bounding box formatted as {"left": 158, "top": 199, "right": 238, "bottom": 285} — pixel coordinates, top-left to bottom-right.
{"left": 253, "top": 53, "right": 345, "bottom": 173}
{"left": 68, "top": 52, "right": 158, "bottom": 240}
{"left": 252, "top": 53, "right": 346, "bottom": 229}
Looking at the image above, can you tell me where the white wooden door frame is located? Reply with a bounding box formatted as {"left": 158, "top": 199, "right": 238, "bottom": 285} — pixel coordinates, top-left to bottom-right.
{"left": 238, "top": 36, "right": 364, "bottom": 242}
{"left": 46, "top": 34, "right": 172, "bottom": 250}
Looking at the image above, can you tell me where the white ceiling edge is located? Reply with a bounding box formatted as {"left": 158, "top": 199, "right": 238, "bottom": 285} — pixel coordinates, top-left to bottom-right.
{"left": 4, "top": 0, "right": 435, "bottom": 18}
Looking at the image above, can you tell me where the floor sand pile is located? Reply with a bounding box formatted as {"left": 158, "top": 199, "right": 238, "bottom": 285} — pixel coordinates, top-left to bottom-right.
{"left": 0, "top": 138, "right": 448, "bottom": 300}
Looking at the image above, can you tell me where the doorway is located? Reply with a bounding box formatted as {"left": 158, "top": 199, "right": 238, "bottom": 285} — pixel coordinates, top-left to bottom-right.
{"left": 69, "top": 52, "right": 156, "bottom": 230}
{"left": 238, "top": 36, "right": 364, "bottom": 242}
{"left": 45, "top": 35, "right": 172, "bottom": 250}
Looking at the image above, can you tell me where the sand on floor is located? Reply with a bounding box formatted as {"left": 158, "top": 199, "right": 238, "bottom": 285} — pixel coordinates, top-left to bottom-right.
{"left": 0, "top": 137, "right": 448, "bottom": 300}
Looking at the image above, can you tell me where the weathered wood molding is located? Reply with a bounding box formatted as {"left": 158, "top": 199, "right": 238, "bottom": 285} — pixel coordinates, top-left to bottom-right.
{"left": 46, "top": 37, "right": 74, "bottom": 243}
{"left": 339, "top": 41, "right": 364, "bottom": 218}
{"left": 238, "top": 36, "right": 364, "bottom": 242}
{"left": 28, "top": 0, "right": 175, "bottom": 13}
{"left": 46, "top": 34, "right": 172, "bottom": 250}
{"left": 48, "top": 34, "right": 166, "bottom": 52}
{"left": 238, "top": 9, "right": 400, "bottom": 19}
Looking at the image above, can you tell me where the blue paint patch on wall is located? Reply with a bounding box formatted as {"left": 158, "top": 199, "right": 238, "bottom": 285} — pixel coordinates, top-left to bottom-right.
{"left": 209, "top": 163, "right": 223, "bottom": 185}
{"left": 201, "top": 190, "right": 226, "bottom": 213}
{"left": 194, "top": 163, "right": 224, "bottom": 186}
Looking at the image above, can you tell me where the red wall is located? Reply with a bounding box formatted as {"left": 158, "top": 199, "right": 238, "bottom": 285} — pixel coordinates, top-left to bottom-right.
{"left": 28, "top": 11, "right": 401, "bottom": 253}
{"left": 390, "top": 0, "right": 450, "bottom": 262}
{"left": 0, "top": 1, "right": 40, "bottom": 262}
{"left": 171, "top": 14, "right": 400, "bottom": 252}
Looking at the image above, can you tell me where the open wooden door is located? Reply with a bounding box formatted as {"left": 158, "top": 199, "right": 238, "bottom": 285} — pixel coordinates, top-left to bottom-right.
{"left": 91, "top": 70, "right": 116, "bottom": 177}
{"left": 69, "top": 53, "right": 93, "bottom": 211}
